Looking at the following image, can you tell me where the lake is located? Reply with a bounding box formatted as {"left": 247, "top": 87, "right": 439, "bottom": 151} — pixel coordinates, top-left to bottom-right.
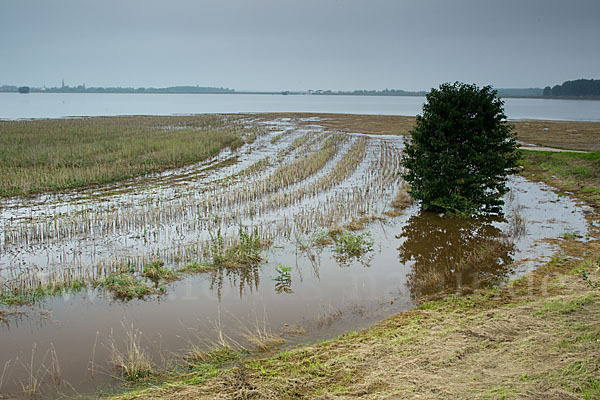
{"left": 1, "top": 93, "right": 600, "bottom": 121}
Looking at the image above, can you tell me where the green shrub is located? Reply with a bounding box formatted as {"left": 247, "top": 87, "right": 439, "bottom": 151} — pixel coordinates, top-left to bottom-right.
{"left": 402, "top": 82, "right": 519, "bottom": 215}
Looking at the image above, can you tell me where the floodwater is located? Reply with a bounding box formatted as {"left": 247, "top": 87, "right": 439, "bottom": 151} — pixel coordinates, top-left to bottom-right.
{"left": 1, "top": 93, "right": 600, "bottom": 121}
{"left": 0, "top": 116, "right": 590, "bottom": 398}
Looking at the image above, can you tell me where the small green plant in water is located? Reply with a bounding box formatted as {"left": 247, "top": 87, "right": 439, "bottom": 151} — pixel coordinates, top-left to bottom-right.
{"left": 312, "top": 230, "right": 334, "bottom": 246}
{"left": 335, "top": 232, "right": 374, "bottom": 259}
{"left": 209, "top": 228, "right": 226, "bottom": 264}
{"left": 563, "top": 231, "right": 576, "bottom": 240}
{"left": 273, "top": 265, "right": 293, "bottom": 294}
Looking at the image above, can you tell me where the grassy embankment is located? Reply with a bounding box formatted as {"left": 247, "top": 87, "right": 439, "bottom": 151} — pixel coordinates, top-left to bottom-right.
{"left": 0, "top": 115, "right": 248, "bottom": 198}
{"left": 106, "top": 118, "right": 600, "bottom": 400}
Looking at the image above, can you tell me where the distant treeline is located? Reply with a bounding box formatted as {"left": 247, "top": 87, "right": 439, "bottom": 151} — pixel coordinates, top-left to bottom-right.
{"left": 543, "top": 79, "right": 600, "bottom": 98}
{"left": 3, "top": 80, "right": 599, "bottom": 98}
{"left": 0, "top": 85, "right": 234, "bottom": 94}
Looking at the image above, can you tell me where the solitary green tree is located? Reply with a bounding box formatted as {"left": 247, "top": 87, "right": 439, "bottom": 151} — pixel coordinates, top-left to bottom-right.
{"left": 402, "top": 82, "right": 519, "bottom": 215}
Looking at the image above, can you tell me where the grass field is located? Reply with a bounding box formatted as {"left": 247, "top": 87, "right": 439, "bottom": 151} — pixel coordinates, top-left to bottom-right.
{"left": 0, "top": 115, "right": 249, "bottom": 197}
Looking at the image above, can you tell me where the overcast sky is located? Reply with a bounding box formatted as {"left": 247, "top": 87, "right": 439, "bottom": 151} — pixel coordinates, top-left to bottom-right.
{"left": 1, "top": 0, "right": 599, "bottom": 91}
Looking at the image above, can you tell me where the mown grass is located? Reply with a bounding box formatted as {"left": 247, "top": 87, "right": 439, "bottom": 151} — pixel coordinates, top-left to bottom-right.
{"left": 0, "top": 115, "right": 247, "bottom": 197}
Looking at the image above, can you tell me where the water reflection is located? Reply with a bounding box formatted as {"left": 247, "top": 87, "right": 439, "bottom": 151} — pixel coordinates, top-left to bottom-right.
{"left": 208, "top": 264, "right": 260, "bottom": 299}
{"left": 397, "top": 212, "right": 514, "bottom": 300}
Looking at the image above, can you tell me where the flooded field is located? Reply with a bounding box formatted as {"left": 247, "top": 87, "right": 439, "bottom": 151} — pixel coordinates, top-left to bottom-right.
{"left": 0, "top": 115, "right": 590, "bottom": 398}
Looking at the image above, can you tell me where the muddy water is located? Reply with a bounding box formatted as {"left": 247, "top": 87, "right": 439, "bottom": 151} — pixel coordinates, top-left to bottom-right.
{"left": 0, "top": 118, "right": 590, "bottom": 398}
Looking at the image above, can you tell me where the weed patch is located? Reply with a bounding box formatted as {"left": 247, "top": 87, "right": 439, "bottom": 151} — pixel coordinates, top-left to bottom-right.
{"left": 209, "top": 227, "right": 263, "bottom": 269}
{"left": 334, "top": 232, "right": 374, "bottom": 260}
{"left": 533, "top": 293, "right": 597, "bottom": 317}
{"left": 97, "top": 273, "right": 159, "bottom": 301}
{"left": 141, "top": 261, "right": 179, "bottom": 285}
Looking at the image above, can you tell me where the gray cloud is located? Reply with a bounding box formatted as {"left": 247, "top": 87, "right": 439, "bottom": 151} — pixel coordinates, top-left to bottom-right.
{"left": 1, "top": 0, "right": 599, "bottom": 91}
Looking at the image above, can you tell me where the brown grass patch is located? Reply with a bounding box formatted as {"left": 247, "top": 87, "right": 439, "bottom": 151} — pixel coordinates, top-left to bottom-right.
{"left": 391, "top": 186, "right": 413, "bottom": 209}
{"left": 250, "top": 113, "right": 600, "bottom": 152}
{"left": 383, "top": 209, "right": 404, "bottom": 217}
{"left": 512, "top": 119, "right": 600, "bottom": 151}
{"left": 344, "top": 215, "right": 385, "bottom": 231}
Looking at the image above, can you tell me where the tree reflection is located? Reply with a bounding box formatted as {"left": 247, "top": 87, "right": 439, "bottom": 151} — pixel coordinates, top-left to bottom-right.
{"left": 397, "top": 212, "right": 514, "bottom": 301}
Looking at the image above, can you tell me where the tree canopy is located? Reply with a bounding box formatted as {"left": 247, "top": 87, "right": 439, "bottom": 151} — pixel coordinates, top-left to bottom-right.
{"left": 401, "top": 82, "right": 519, "bottom": 215}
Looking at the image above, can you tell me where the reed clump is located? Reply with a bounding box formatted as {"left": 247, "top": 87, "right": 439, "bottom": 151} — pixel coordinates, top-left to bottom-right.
{"left": 209, "top": 227, "right": 264, "bottom": 269}
{"left": 108, "top": 323, "right": 157, "bottom": 383}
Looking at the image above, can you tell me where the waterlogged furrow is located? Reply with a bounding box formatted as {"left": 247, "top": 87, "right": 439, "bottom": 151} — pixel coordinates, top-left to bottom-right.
{"left": 0, "top": 120, "right": 410, "bottom": 297}
{"left": 0, "top": 131, "right": 336, "bottom": 279}
{"left": 264, "top": 137, "right": 368, "bottom": 210}
{"left": 221, "top": 130, "right": 324, "bottom": 184}
{"left": 0, "top": 130, "right": 296, "bottom": 251}
{"left": 292, "top": 142, "right": 404, "bottom": 234}
{"left": 4, "top": 137, "right": 397, "bottom": 289}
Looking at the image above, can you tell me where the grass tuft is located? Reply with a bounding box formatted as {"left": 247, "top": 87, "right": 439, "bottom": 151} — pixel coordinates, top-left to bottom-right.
{"left": 108, "top": 323, "right": 157, "bottom": 383}
{"left": 98, "top": 273, "right": 157, "bottom": 301}
{"left": 141, "top": 261, "right": 179, "bottom": 285}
